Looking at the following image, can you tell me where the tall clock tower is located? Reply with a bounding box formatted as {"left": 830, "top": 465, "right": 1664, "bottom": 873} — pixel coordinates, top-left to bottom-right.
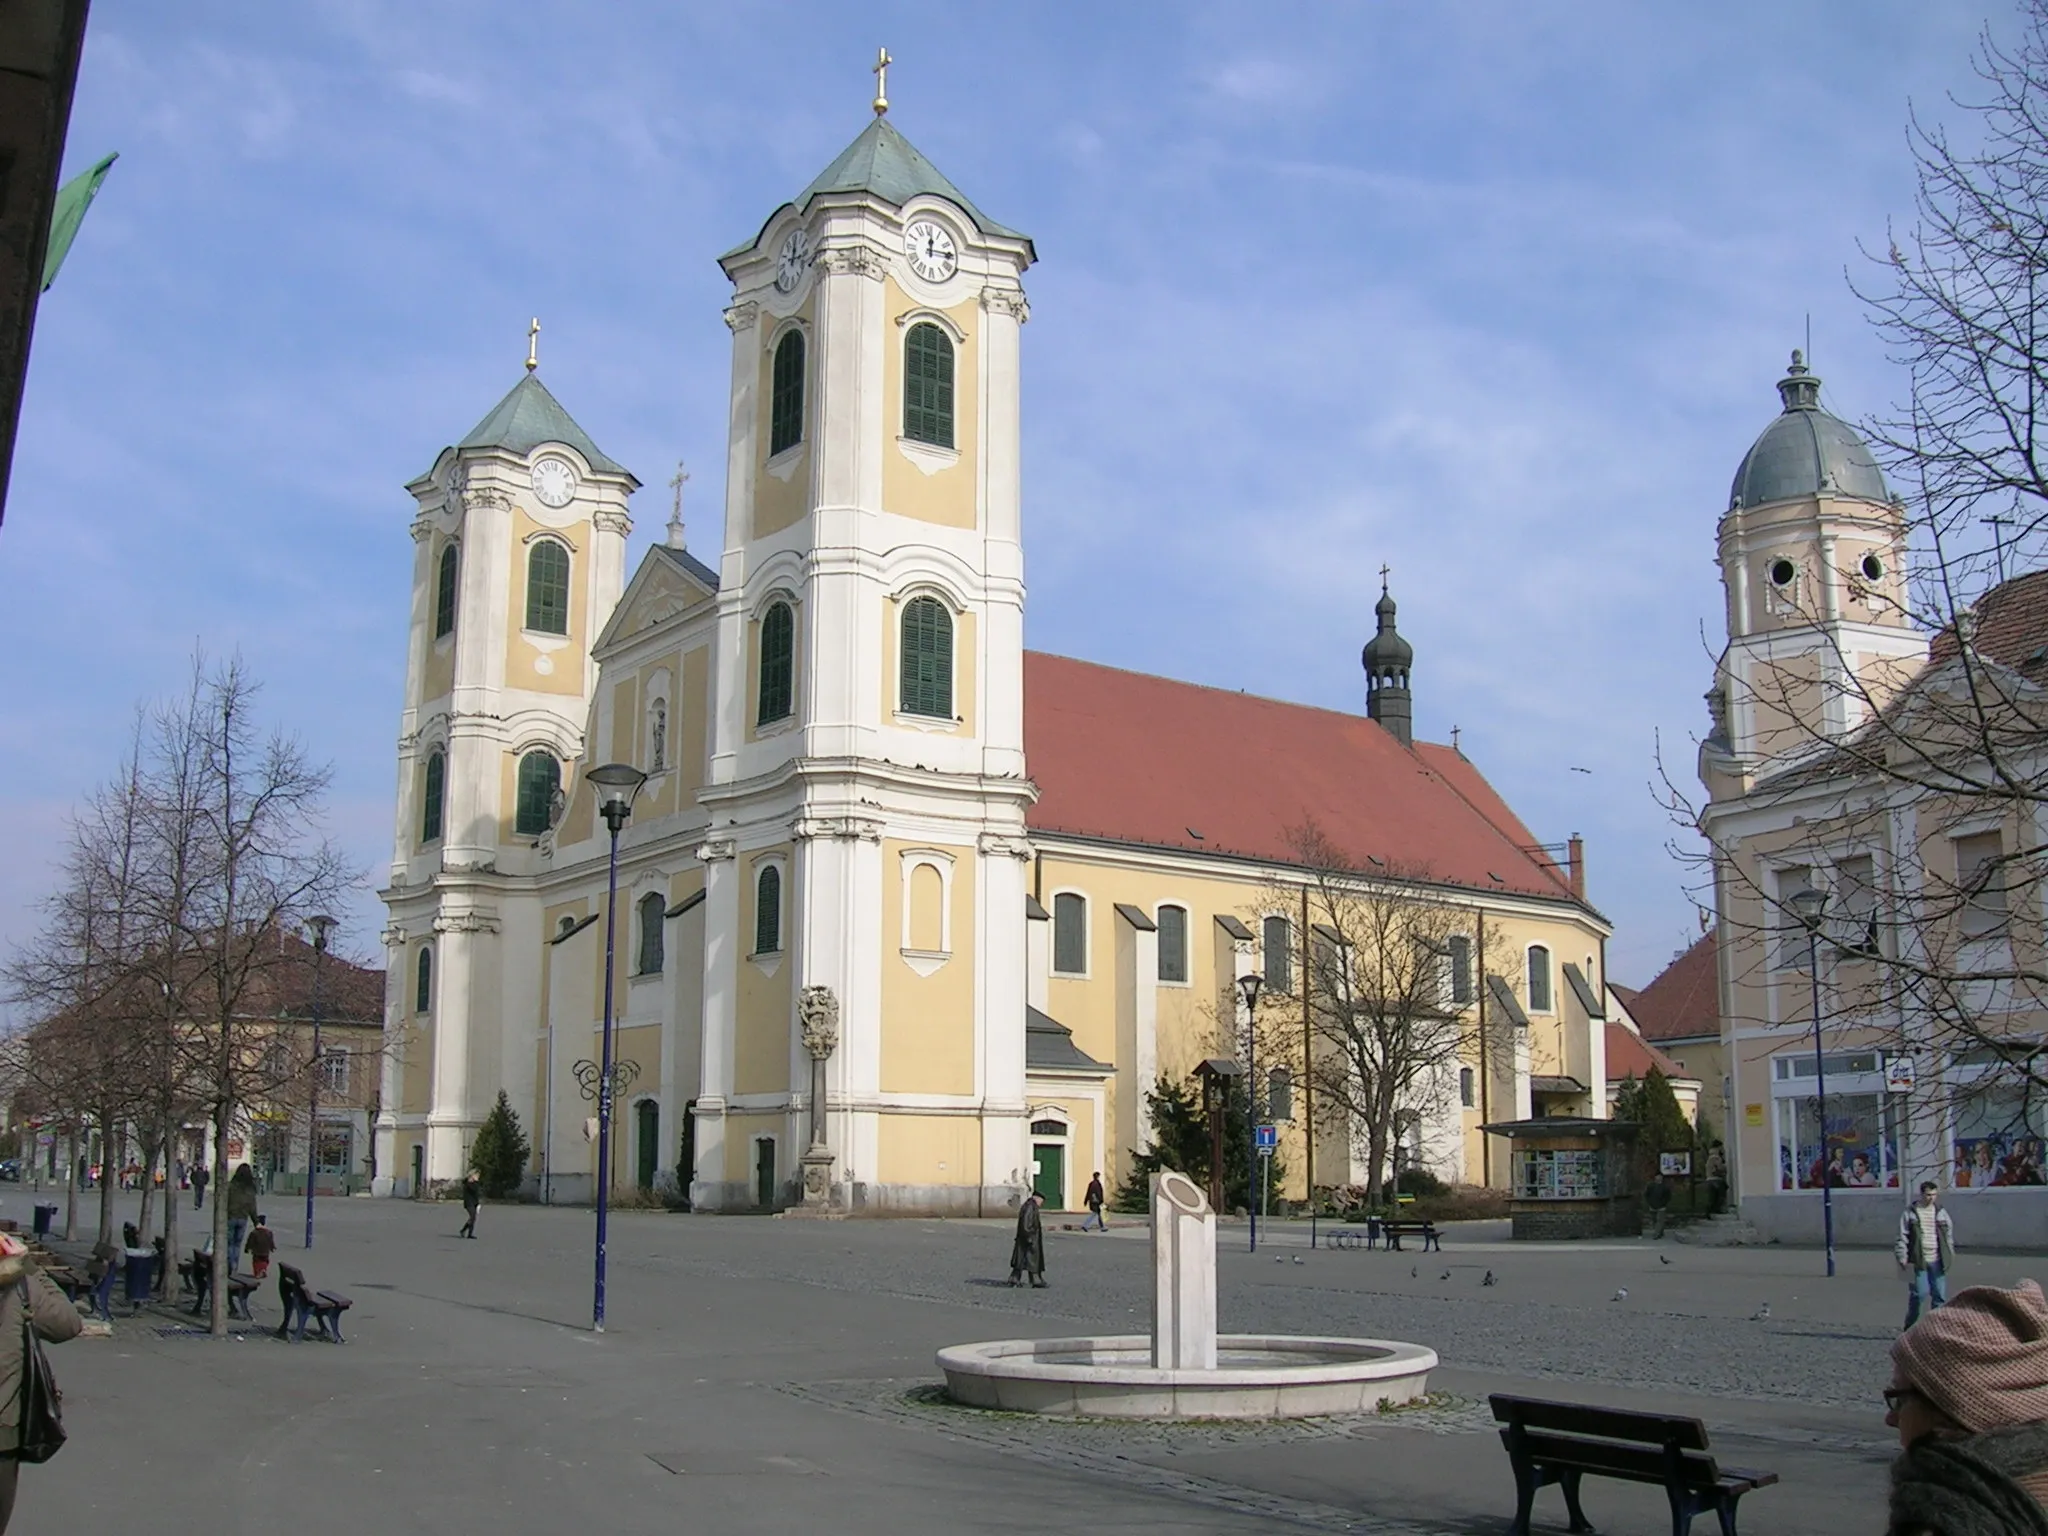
{"left": 689, "top": 85, "right": 1039, "bottom": 1213}
{"left": 379, "top": 357, "right": 637, "bottom": 1190}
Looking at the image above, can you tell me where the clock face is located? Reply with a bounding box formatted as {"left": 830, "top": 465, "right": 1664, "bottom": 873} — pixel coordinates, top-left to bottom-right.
{"left": 531, "top": 457, "right": 576, "bottom": 508}
{"left": 904, "top": 220, "right": 958, "bottom": 282}
{"left": 775, "top": 228, "right": 810, "bottom": 293}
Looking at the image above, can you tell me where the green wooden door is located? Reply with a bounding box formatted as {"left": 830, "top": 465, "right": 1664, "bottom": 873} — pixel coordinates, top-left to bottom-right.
{"left": 754, "top": 1138, "right": 777, "bottom": 1209}
{"left": 635, "top": 1100, "right": 658, "bottom": 1191}
{"left": 1032, "top": 1143, "right": 1066, "bottom": 1209}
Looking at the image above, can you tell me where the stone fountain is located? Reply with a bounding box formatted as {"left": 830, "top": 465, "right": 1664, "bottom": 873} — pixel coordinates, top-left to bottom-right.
{"left": 937, "top": 1170, "right": 1436, "bottom": 1419}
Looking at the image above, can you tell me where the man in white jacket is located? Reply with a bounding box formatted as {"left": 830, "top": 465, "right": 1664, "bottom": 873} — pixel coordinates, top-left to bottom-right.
{"left": 1895, "top": 1180, "right": 1956, "bottom": 1329}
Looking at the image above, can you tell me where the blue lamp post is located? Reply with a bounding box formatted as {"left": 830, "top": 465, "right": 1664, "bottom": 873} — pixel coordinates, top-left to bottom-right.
{"left": 1790, "top": 887, "right": 1836, "bottom": 1279}
{"left": 1238, "top": 971, "right": 1263, "bottom": 1252}
{"left": 303, "top": 913, "right": 336, "bottom": 1251}
{"left": 585, "top": 762, "right": 647, "bottom": 1333}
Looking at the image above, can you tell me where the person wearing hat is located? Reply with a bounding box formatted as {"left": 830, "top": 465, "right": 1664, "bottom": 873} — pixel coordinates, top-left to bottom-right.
{"left": 1885, "top": 1278, "right": 2048, "bottom": 1535}
{"left": 0, "top": 1231, "right": 83, "bottom": 1531}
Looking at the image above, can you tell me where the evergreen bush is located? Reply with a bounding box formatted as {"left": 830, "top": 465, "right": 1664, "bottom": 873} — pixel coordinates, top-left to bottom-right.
{"left": 469, "top": 1090, "right": 531, "bottom": 1199}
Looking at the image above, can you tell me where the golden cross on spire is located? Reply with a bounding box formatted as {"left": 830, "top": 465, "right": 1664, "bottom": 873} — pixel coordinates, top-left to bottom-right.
{"left": 872, "top": 46, "right": 892, "bottom": 116}
{"left": 525, "top": 316, "right": 540, "bottom": 373}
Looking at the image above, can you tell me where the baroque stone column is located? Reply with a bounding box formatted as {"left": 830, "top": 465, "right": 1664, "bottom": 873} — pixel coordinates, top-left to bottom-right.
{"left": 797, "top": 985, "right": 841, "bottom": 1212}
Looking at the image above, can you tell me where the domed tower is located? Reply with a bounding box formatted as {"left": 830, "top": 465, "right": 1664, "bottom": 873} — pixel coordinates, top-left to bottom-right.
{"left": 1701, "top": 351, "right": 1926, "bottom": 797}
{"left": 1363, "top": 573, "right": 1414, "bottom": 747}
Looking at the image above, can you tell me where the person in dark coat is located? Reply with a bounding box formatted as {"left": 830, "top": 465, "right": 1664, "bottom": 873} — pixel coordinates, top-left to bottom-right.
{"left": 1081, "top": 1172, "right": 1108, "bottom": 1232}
{"left": 0, "top": 1231, "right": 83, "bottom": 1531}
{"left": 190, "top": 1164, "right": 209, "bottom": 1210}
{"left": 225, "top": 1164, "right": 258, "bottom": 1263}
{"left": 459, "top": 1169, "right": 482, "bottom": 1239}
{"left": 1008, "top": 1192, "right": 1046, "bottom": 1287}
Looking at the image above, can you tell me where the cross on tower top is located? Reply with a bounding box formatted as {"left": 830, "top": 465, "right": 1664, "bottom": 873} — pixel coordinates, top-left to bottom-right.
{"left": 666, "top": 460, "right": 689, "bottom": 550}
{"left": 1379, "top": 562, "right": 1391, "bottom": 594}
{"left": 525, "top": 316, "right": 540, "bottom": 373}
{"left": 872, "top": 46, "right": 892, "bottom": 116}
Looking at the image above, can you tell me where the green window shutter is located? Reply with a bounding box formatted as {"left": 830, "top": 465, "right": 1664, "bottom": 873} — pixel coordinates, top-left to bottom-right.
{"left": 415, "top": 947, "right": 433, "bottom": 1014}
{"left": 435, "top": 544, "right": 459, "bottom": 639}
{"left": 421, "top": 752, "right": 445, "bottom": 843}
{"left": 758, "top": 601, "right": 795, "bottom": 723}
{"left": 769, "top": 331, "right": 805, "bottom": 457}
{"left": 1157, "top": 905, "right": 1188, "bottom": 983}
{"left": 525, "top": 541, "right": 570, "bottom": 635}
{"left": 637, "top": 893, "right": 665, "bottom": 975}
{"left": 1053, "top": 893, "right": 1087, "bottom": 974}
{"left": 899, "top": 595, "right": 954, "bottom": 718}
{"left": 514, "top": 751, "right": 559, "bottom": 836}
{"left": 755, "top": 865, "right": 782, "bottom": 955}
{"left": 903, "top": 323, "right": 955, "bottom": 449}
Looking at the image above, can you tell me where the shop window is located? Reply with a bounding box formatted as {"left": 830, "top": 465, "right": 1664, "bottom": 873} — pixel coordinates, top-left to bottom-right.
{"left": 1774, "top": 1092, "right": 1899, "bottom": 1190}
{"left": 1516, "top": 1148, "right": 1603, "bottom": 1199}
{"left": 1950, "top": 1075, "right": 2048, "bottom": 1187}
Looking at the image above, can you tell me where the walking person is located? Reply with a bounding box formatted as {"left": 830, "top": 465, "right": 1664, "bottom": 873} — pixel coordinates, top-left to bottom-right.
{"left": 1884, "top": 1277, "right": 2048, "bottom": 1532}
{"left": 1643, "top": 1171, "right": 1672, "bottom": 1239}
{"left": 1008, "top": 1191, "right": 1046, "bottom": 1287}
{"left": 0, "top": 1231, "right": 83, "bottom": 1531}
{"left": 459, "top": 1169, "right": 482, "bottom": 1239}
{"left": 190, "top": 1164, "right": 208, "bottom": 1211}
{"left": 1897, "top": 1180, "right": 1957, "bottom": 1330}
{"left": 225, "top": 1164, "right": 257, "bottom": 1264}
{"left": 1081, "top": 1172, "right": 1108, "bottom": 1232}
{"left": 244, "top": 1214, "right": 275, "bottom": 1279}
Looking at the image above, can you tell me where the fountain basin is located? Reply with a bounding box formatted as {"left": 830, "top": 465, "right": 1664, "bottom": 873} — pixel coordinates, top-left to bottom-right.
{"left": 936, "top": 1333, "right": 1437, "bottom": 1419}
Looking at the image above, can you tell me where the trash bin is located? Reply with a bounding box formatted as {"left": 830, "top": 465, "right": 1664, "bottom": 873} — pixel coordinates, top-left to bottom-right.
{"left": 123, "top": 1248, "right": 155, "bottom": 1310}
{"left": 31, "top": 1202, "right": 56, "bottom": 1239}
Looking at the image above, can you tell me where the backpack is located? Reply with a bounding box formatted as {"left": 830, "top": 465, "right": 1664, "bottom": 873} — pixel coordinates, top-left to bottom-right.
{"left": 12, "top": 1281, "right": 64, "bottom": 1463}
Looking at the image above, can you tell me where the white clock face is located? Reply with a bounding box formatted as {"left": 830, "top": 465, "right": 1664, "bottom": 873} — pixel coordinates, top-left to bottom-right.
{"left": 904, "top": 220, "right": 958, "bottom": 282}
{"left": 775, "top": 228, "right": 810, "bottom": 293}
{"left": 531, "top": 457, "right": 576, "bottom": 508}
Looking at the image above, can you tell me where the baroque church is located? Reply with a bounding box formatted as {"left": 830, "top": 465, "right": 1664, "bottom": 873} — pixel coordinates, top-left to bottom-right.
{"left": 374, "top": 97, "right": 1613, "bottom": 1213}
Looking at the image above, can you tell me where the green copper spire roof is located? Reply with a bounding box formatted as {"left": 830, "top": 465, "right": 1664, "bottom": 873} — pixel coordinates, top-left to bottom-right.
{"left": 797, "top": 117, "right": 1020, "bottom": 238}
{"left": 453, "top": 372, "right": 628, "bottom": 477}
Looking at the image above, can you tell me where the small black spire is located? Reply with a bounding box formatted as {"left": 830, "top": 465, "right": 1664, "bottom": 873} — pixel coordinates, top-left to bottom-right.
{"left": 1777, "top": 349, "right": 1822, "bottom": 412}
{"left": 1362, "top": 571, "right": 1414, "bottom": 747}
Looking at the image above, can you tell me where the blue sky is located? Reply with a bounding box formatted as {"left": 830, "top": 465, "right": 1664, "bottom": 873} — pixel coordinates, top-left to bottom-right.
{"left": 0, "top": 2, "right": 1998, "bottom": 985}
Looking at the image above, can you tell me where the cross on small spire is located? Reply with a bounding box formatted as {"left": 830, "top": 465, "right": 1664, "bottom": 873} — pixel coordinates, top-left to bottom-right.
{"left": 525, "top": 317, "right": 540, "bottom": 373}
{"left": 666, "top": 460, "right": 689, "bottom": 550}
{"left": 872, "top": 46, "right": 892, "bottom": 116}
{"left": 1379, "top": 562, "right": 1391, "bottom": 594}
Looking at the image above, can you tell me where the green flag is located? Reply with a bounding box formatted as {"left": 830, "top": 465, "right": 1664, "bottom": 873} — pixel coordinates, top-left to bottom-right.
{"left": 41, "top": 151, "right": 117, "bottom": 293}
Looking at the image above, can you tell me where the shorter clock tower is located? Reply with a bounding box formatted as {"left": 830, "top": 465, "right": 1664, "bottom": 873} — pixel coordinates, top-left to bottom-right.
{"left": 380, "top": 357, "right": 637, "bottom": 1187}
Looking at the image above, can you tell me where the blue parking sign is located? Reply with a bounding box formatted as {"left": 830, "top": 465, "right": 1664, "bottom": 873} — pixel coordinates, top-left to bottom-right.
{"left": 1254, "top": 1124, "right": 1277, "bottom": 1152}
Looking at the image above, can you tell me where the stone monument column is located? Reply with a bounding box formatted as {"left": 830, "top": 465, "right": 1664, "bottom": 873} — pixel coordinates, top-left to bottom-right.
{"left": 798, "top": 985, "right": 840, "bottom": 1211}
{"left": 1150, "top": 1170, "right": 1217, "bottom": 1371}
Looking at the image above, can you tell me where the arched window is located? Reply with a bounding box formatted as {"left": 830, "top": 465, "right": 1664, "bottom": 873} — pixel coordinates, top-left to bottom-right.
{"left": 1156, "top": 903, "right": 1189, "bottom": 984}
{"left": 1262, "top": 915, "right": 1291, "bottom": 991}
{"left": 758, "top": 601, "right": 794, "bottom": 724}
{"left": 899, "top": 595, "right": 953, "bottom": 718}
{"left": 649, "top": 700, "right": 667, "bottom": 773}
{"left": 1052, "top": 892, "right": 1087, "bottom": 975}
{"left": 1447, "top": 934, "right": 1473, "bottom": 1005}
{"left": 903, "top": 322, "right": 955, "bottom": 448}
{"left": 1459, "top": 1066, "right": 1476, "bottom": 1108}
{"left": 769, "top": 329, "right": 805, "bottom": 456}
{"left": 754, "top": 864, "right": 783, "bottom": 956}
{"left": 637, "top": 892, "right": 665, "bottom": 975}
{"left": 415, "top": 947, "right": 433, "bottom": 1014}
{"left": 1527, "top": 945, "right": 1553, "bottom": 1012}
{"left": 434, "top": 544, "right": 459, "bottom": 639}
{"left": 514, "top": 751, "right": 560, "bottom": 836}
{"left": 420, "top": 751, "right": 446, "bottom": 843}
{"left": 525, "top": 540, "right": 570, "bottom": 635}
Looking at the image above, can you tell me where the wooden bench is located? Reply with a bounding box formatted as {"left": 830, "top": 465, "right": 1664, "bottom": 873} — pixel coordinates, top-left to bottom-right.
{"left": 1491, "top": 1394, "right": 1778, "bottom": 1536}
{"left": 274, "top": 1263, "right": 352, "bottom": 1342}
{"left": 1381, "top": 1218, "right": 1440, "bottom": 1252}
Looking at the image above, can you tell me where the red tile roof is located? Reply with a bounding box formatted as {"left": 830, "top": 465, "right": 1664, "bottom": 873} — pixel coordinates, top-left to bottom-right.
{"left": 1616, "top": 930, "right": 1718, "bottom": 1044}
{"left": 1929, "top": 567, "right": 2048, "bottom": 671}
{"left": 1604, "top": 1021, "right": 1691, "bottom": 1083}
{"left": 1022, "top": 652, "right": 1581, "bottom": 904}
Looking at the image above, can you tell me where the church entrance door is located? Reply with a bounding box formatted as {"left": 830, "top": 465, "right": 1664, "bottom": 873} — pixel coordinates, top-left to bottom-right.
{"left": 1032, "top": 1142, "right": 1065, "bottom": 1209}
{"left": 754, "top": 1137, "right": 777, "bottom": 1209}
{"left": 635, "top": 1101, "right": 658, "bottom": 1191}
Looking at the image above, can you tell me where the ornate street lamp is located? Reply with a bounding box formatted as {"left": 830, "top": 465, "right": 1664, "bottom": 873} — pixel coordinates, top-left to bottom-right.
{"left": 304, "top": 914, "right": 337, "bottom": 1251}
{"left": 1238, "top": 971, "right": 1263, "bottom": 1253}
{"left": 586, "top": 762, "right": 647, "bottom": 1333}
{"left": 1789, "top": 887, "right": 1836, "bottom": 1278}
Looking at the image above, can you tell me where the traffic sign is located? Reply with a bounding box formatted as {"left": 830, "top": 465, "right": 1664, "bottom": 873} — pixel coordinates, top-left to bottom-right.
{"left": 1254, "top": 1123, "right": 1278, "bottom": 1152}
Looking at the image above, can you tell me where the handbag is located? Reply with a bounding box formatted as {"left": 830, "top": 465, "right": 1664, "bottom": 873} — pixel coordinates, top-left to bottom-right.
{"left": 14, "top": 1280, "right": 65, "bottom": 1463}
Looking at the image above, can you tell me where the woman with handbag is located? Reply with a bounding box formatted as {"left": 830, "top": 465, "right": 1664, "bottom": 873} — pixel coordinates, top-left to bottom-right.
{"left": 0, "top": 1231, "right": 80, "bottom": 1530}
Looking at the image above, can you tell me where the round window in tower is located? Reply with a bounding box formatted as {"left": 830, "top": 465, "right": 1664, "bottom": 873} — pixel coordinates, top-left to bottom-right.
{"left": 1768, "top": 557, "right": 1797, "bottom": 587}
{"left": 1861, "top": 552, "right": 1885, "bottom": 582}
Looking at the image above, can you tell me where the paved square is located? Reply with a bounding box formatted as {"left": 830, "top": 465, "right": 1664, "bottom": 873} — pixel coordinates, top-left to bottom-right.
{"left": 16, "top": 1192, "right": 2033, "bottom": 1535}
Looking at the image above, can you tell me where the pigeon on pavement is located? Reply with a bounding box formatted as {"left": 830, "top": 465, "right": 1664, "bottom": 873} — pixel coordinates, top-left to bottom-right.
{"left": 1439, "top": 1270, "right": 1452, "bottom": 1281}
{"left": 1659, "top": 1254, "right": 1672, "bottom": 1266}
{"left": 1292, "top": 1255, "right": 1304, "bottom": 1265}
{"left": 1411, "top": 1266, "right": 1418, "bottom": 1279}
{"left": 1751, "top": 1302, "right": 1771, "bottom": 1321}
{"left": 1611, "top": 1287, "right": 1629, "bottom": 1302}
{"left": 1482, "top": 1270, "right": 1497, "bottom": 1287}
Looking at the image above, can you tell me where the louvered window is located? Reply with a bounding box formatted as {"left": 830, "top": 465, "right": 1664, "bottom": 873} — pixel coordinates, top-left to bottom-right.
{"left": 770, "top": 330, "right": 805, "bottom": 456}
{"left": 758, "top": 601, "right": 794, "bottom": 724}
{"left": 434, "top": 544, "right": 458, "bottom": 639}
{"left": 1053, "top": 893, "right": 1087, "bottom": 975}
{"left": 755, "top": 865, "right": 783, "bottom": 955}
{"left": 899, "top": 596, "right": 953, "bottom": 718}
{"left": 903, "top": 322, "right": 955, "bottom": 448}
{"left": 420, "top": 751, "right": 445, "bottom": 843}
{"left": 525, "top": 541, "right": 570, "bottom": 635}
{"left": 514, "top": 751, "right": 559, "bottom": 836}
{"left": 1157, "top": 904, "right": 1189, "bottom": 983}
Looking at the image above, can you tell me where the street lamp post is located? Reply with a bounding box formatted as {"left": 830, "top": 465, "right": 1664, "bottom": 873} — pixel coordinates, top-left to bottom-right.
{"left": 303, "top": 914, "right": 337, "bottom": 1251}
{"left": 586, "top": 762, "right": 647, "bottom": 1334}
{"left": 1238, "top": 972, "right": 1263, "bottom": 1253}
{"left": 1790, "top": 887, "right": 1836, "bottom": 1279}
